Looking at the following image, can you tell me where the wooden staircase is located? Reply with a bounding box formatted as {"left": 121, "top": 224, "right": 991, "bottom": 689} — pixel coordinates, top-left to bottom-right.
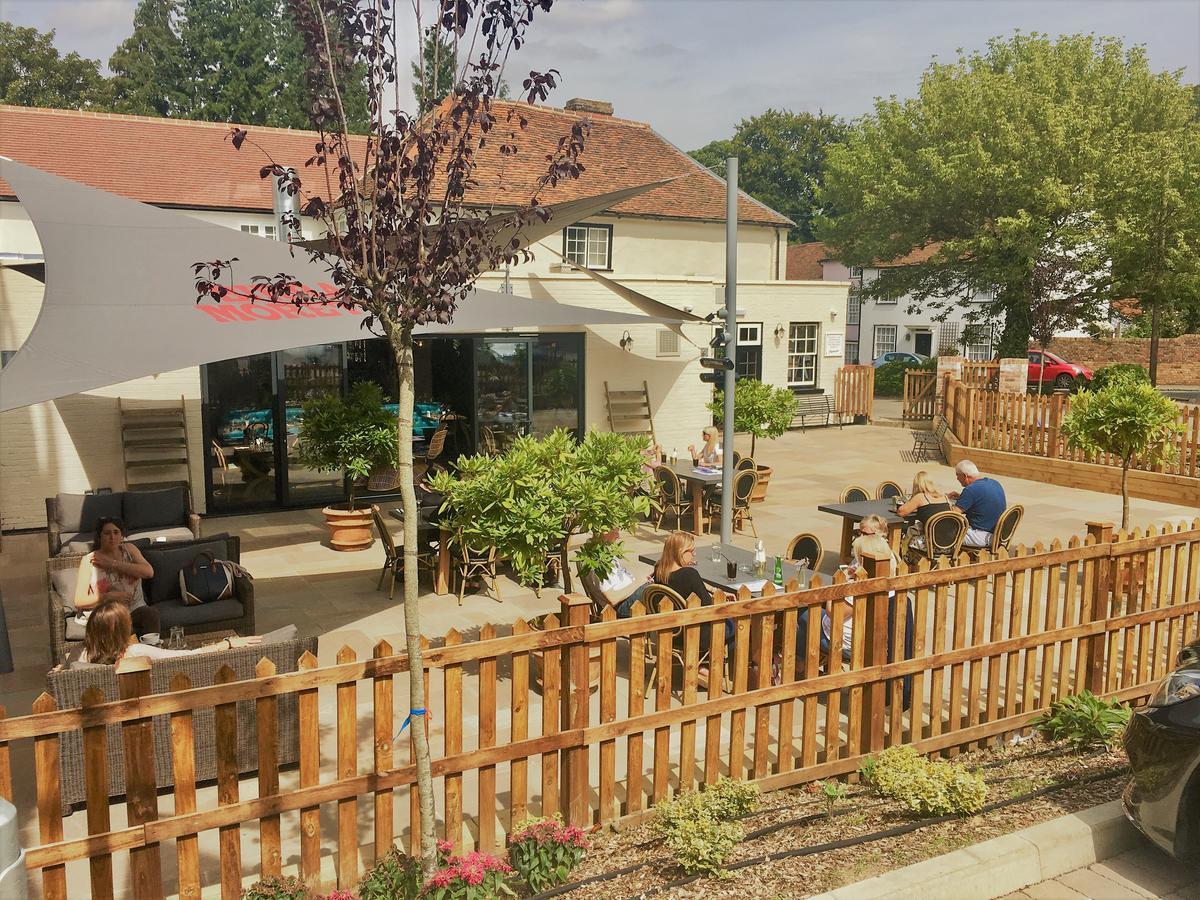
{"left": 118, "top": 396, "right": 194, "bottom": 495}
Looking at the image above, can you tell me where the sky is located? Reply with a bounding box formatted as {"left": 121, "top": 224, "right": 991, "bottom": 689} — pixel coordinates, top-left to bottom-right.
{"left": 3, "top": 0, "right": 1198, "bottom": 149}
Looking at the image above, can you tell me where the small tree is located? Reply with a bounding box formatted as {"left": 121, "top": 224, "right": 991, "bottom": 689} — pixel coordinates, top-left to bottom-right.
{"left": 1061, "top": 380, "right": 1185, "bottom": 529}
{"left": 295, "top": 381, "right": 398, "bottom": 510}
{"left": 708, "top": 379, "right": 797, "bottom": 457}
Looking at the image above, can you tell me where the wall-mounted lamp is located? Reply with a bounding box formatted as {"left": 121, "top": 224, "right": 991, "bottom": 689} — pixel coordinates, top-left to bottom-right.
{"left": 830, "top": 309, "right": 839, "bottom": 321}
{"left": 619, "top": 330, "right": 634, "bottom": 351}
{"left": 773, "top": 323, "right": 786, "bottom": 340}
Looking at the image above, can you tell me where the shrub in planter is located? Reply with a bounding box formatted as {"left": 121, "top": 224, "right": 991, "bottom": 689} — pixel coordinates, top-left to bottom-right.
{"left": 507, "top": 816, "right": 589, "bottom": 893}
{"left": 863, "top": 745, "right": 987, "bottom": 816}
{"left": 652, "top": 778, "right": 759, "bottom": 876}
{"left": 707, "top": 379, "right": 796, "bottom": 458}
{"left": 1031, "top": 690, "right": 1131, "bottom": 751}
{"left": 241, "top": 876, "right": 310, "bottom": 900}
{"left": 423, "top": 851, "right": 516, "bottom": 899}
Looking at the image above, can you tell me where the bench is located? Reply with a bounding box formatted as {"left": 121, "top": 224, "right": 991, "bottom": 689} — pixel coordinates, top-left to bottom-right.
{"left": 912, "top": 417, "right": 949, "bottom": 462}
{"left": 791, "top": 393, "right": 841, "bottom": 431}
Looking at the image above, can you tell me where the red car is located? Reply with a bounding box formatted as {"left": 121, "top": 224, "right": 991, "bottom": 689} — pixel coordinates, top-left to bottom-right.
{"left": 1027, "top": 350, "right": 1093, "bottom": 390}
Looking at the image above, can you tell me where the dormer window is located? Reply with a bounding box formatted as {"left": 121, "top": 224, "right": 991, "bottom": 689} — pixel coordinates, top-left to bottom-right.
{"left": 563, "top": 223, "right": 612, "bottom": 270}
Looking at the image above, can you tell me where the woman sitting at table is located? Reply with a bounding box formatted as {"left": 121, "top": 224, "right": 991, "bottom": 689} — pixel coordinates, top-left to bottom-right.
{"left": 73, "top": 516, "right": 159, "bottom": 640}
{"left": 896, "top": 470, "right": 951, "bottom": 553}
{"left": 688, "top": 427, "right": 723, "bottom": 467}
{"left": 70, "top": 600, "right": 261, "bottom": 666}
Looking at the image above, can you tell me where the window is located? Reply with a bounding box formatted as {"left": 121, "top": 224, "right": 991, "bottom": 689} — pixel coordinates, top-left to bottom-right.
{"left": 786, "top": 323, "right": 819, "bottom": 387}
{"left": 872, "top": 324, "right": 898, "bottom": 359}
{"left": 849, "top": 266, "right": 863, "bottom": 280}
{"left": 562, "top": 223, "right": 612, "bottom": 270}
{"left": 963, "top": 324, "right": 993, "bottom": 361}
{"left": 875, "top": 289, "right": 898, "bottom": 305}
{"left": 241, "top": 223, "right": 278, "bottom": 240}
{"left": 844, "top": 341, "right": 859, "bottom": 365}
{"left": 971, "top": 286, "right": 996, "bottom": 302}
{"left": 847, "top": 290, "right": 861, "bottom": 325}
{"left": 735, "top": 323, "right": 762, "bottom": 380}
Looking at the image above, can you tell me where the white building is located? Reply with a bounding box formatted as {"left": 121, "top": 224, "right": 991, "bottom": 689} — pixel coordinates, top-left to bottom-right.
{"left": 0, "top": 101, "right": 849, "bottom": 529}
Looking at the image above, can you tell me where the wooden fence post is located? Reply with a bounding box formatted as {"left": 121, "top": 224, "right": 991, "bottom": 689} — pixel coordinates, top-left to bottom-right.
{"left": 1085, "top": 522, "right": 1115, "bottom": 692}
{"left": 560, "top": 593, "right": 591, "bottom": 826}
{"left": 116, "top": 656, "right": 163, "bottom": 900}
{"left": 858, "top": 551, "right": 891, "bottom": 755}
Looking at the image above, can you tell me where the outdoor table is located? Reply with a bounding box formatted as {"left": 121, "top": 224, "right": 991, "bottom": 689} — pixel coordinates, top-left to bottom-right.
{"left": 816, "top": 498, "right": 908, "bottom": 561}
{"left": 662, "top": 459, "right": 724, "bottom": 535}
{"left": 638, "top": 541, "right": 811, "bottom": 595}
{"left": 390, "top": 506, "right": 452, "bottom": 596}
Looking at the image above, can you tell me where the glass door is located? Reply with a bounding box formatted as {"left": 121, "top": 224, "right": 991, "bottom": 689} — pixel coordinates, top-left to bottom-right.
{"left": 203, "top": 353, "right": 280, "bottom": 511}
{"left": 475, "top": 338, "right": 531, "bottom": 453}
{"left": 279, "top": 343, "right": 347, "bottom": 505}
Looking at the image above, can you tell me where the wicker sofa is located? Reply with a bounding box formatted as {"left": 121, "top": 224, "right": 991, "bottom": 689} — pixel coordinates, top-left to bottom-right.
{"left": 46, "top": 487, "right": 201, "bottom": 557}
{"left": 46, "top": 533, "right": 255, "bottom": 665}
{"left": 47, "top": 635, "right": 315, "bottom": 813}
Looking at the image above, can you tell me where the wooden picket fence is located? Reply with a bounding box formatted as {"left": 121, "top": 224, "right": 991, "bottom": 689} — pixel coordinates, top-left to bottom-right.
{"left": 902, "top": 369, "right": 937, "bottom": 420}
{"left": 959, "top": 360, "right": 995, "bottom": 390}
{"left": 835, "top": 365, "right": 875, "bottom": 420}
{"left": 945, "top": 380, "right": 1200, "bottom": 477}
{"left": 4, "top": 522, "right": 1200, "bottom": 899}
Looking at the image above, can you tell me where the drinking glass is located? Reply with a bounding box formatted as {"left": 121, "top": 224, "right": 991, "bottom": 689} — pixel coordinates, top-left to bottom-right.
{"left": 710, "top": 544, "right": 722, "bottom": 564}
{"left": 726, "top": 561, "right": 738, "bottom": 579}
{"left": 169, "top": 626, "right": 186, "bottom": 651}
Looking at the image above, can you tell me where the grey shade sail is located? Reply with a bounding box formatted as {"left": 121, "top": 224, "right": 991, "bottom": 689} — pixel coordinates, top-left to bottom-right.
{"left": 0, "top": 159, "right": 701, "bottom": 412}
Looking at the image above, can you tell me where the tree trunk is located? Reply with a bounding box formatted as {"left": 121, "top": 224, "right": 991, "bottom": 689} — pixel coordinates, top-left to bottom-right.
{"left": 996, "top": 281, "right": 1032, "bottom": 359}
{"left": 750, "top": 432, "right": 756, "bottom": 458}
{"left": 1120, "top": 461, "right": 1131, "bottom": 532}
{"left": 1149, "top": 301, "right": 1161, "bottom": 387}
{"left": 390, "top": 322, "right": 438, "bottom": 874}
{"left": 560, "top": 538, "right": 573, "bottom": 594}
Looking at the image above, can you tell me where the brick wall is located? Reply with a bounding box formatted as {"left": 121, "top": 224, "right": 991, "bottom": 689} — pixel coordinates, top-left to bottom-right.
{"left": 1050, "top": 334, "right": 1200, "bottom": 385}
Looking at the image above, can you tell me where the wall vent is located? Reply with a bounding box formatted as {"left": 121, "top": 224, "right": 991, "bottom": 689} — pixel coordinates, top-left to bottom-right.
{"left": 656, "top": 329, "right": 680, "bottom": 357}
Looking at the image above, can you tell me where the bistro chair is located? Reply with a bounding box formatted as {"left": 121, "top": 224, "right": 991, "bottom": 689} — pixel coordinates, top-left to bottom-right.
{"left": 653, "top": 464, "right": 693, "bottom": 531}
{"left": 452, "top": 533, "right": 502, "bottom": 606}
{"left": 735, "top": 454, "right": 757, "bottom": 474}
{"left": 412, "top": 424, "right": 449, "bottom": 482}
{"left": 966, "top": 504, "right": 1024, "bottom": 560}
{"left": 638, "top": 583, "right": 720, "bottom": 693}
{"left": 731, "top": 450, "right": 742, "bottom": 469}
{"left": 480, "top": 426, "right": 498, "bottom": 456}
{"left": 840, "top": 485, "right": 870, "bottom": 504}
{"left": 876, "top": 481, "right": 904, "bottom": 501}
{"left": 210, "top": 440, "right": 238, "bottom": 496}
{"left": 785, "top": 532, "right": 823, "bottom": 573}
{"left": 373, "top": 506, "right": 435, "bottom": 598}
{"left": 707, "top": 468, "right": 759, "bottom": 537}
{"left": 907, "top": 509, "right": 968, "bottom": 564}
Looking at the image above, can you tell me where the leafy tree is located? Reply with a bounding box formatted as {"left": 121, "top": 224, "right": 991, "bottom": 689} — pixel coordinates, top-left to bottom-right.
{"left": 692, "top": 110, "right": 848, "bottom": 242}
{"left": 707, "top": 379, "right": 796, "bottom": 457}
{"left": 0, "top": 22, "right": 110, "bottom": 109}
{"left": 412, "top": 26, "right": 458, "bottom": 113}
{"left": 1061, "top": 379, "right": 1184, "bottom": 529}
{"left": 295, "top": 382, "right": 398, "bottom": 510}
{"left": 108, "top": 0, "right": 188, "bottom": 117}
{"left": 819, "top": 34, "right": 1188, "bottom": 357}
{"left": 193, "top": 0, "right": 587, "bottom": 873}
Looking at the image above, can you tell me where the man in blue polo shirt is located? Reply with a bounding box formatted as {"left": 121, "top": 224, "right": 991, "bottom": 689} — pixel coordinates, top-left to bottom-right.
{"left": 948, "top": 459, "right": 1006, "bottom": 549}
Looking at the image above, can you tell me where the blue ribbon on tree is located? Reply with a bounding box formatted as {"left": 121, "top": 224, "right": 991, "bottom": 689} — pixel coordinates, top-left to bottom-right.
{"left": 394, "top": 707, "right": 428, "bottom": 742}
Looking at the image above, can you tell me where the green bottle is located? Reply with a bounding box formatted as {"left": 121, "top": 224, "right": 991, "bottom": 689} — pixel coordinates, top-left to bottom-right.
{"left": 773, "top": 555, "right": 785, "bottom": 587}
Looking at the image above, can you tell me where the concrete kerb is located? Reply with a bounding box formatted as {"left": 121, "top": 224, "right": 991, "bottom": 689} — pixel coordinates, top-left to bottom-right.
{"left": 808, "top": 799, "right": 1140, "bottom": 900}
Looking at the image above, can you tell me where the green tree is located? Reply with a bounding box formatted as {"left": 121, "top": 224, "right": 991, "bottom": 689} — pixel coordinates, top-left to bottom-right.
{"left": 412, "top": 26, "right": 458, "bottom": 112}
{"left": 707, "top": 379, "right": 796, "bottom": 457}
{"left": 108, "top": 0, "right": 187, "bottom": 117}
{"left": 1101, "top": 113, "right": 1200, "bottom": 384}
{"left": 0, "top": 22, "right": 110, "bottom": 109}
{"left": 819, "top": 34, "right": 1187, "bottom": 357}
{"left": 692, "top": 110, "right": 849, "bottom": 242}
{"left": 1061, "top": 379, "right": 1184, "bottom": 529}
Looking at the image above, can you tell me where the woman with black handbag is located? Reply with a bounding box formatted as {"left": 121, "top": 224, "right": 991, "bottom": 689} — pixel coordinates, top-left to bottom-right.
{"left": 73, "top": 516, "right": 160, "bottom": 640}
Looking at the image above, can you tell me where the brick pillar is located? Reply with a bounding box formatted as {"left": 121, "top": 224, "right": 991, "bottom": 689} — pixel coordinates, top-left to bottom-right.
{"left": 936, "top": 356, "right": 964, "bottom": 405}
{"left": 998, "top": 358, "right": 1026, "bottom": 394}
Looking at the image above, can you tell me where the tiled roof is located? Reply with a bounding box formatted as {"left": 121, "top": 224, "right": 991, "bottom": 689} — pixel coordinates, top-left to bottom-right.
{"left": 785, "top": 240, "right": 943, "bottom": 278}
{"left": 0, "top": 103, "right": 792, "bottom": 227}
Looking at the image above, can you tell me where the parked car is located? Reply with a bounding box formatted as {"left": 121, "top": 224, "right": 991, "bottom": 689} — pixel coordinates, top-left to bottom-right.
{"left": 1123, "top": 639, "right": 1200, "bottom": 861}
{"left": 873, "top": 351, "right": 927, "bottom": 368}
{"left": 1027, "top": 350, "right": 1094, "bottom": 390}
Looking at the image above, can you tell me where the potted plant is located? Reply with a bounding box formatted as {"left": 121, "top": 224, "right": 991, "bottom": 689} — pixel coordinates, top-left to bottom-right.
{"left": 708, "top": 378, "right": 797, "bottom": 502}
{"left": 296, "top": 381, "right": 399, "bottom": 551}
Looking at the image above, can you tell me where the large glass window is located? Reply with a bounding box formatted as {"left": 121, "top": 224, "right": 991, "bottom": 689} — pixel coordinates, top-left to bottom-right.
{"left": 563, "top": 224, "right": 612, "bottom": 269}
{"left": 280, "top": 344, "right": 346, "bottom": 505}
{"left": 787, "top": 323, "right": 819, "bottom": 387}
{"left": 476, "top": 339, "right": 531, "bottom": 453}
{"left": 532, "top": 334, "right": 582, "bottom": 436}
{"left": 736, "top": 323, "right": 762, "bottom": 380}
{"left": 204, "top": 353, "right": 279, "bottom": 511}
{"left": 873, "top": 324, "right": 898, "bottom": 359}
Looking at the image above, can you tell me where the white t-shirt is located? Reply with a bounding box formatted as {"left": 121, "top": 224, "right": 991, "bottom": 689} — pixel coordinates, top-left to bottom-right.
{"left": 599, "top": 560, "right": 635, "bottom": 594}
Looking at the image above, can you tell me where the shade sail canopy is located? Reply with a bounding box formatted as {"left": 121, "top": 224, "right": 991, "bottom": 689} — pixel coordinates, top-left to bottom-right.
{"left": 0, "top": 159, "right": 700, "bottom": 412}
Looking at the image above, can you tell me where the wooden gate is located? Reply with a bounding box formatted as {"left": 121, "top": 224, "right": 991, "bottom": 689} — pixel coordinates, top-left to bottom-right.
{"left": 902, "top": 370, "right": 937, "bottom": 420}
{"left": 834, "top": 365, "right": 874, "bottom": 420}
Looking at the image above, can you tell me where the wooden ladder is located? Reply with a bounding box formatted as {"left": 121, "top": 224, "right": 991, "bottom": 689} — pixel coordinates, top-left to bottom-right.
{"left": 118, "top": 395, "right": 193, "bottom": 498}
{"left": 604, "top": 380, "right": 656, "bottom": 443}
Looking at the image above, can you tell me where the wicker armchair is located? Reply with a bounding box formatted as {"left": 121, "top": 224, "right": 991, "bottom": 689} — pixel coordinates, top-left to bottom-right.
{"left": 47, "top": 636, "right": 316, "bottom": 814}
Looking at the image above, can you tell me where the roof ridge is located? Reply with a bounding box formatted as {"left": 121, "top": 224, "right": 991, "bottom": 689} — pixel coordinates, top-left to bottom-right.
{"left": 487, "top": 99, "right": 653, "bottom": 131}
{"left": 0, "top": 104, "right": 320, "bottom": 139}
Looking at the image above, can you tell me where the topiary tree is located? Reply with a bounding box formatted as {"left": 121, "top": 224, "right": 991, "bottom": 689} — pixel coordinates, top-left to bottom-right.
{"left": 1061, "top": 380, "right": 1185, "bottom": 529}
{"left": 707, "top": 378, "right": 796, "bottom": 457}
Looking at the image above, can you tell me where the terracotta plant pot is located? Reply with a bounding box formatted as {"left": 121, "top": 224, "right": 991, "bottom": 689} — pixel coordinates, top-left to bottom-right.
{"left": 751, "top": 464, "right": 772, "bottom": 503}
{"left": 322, "top": 505, "right": 375, "bottom": 552}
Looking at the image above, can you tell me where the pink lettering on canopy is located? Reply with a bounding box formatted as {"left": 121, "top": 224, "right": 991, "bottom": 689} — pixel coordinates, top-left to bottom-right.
{"left": 194, "top": 283, "right": 352, "bottom": 323}
{"left": 242, "top": 304, "right": 282, "bottom": 320}
{"left": 196, "top": 304, "right": 246, "bottom": 323}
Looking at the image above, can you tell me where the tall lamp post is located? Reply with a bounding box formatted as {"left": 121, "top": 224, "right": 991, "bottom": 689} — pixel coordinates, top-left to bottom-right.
{"left": 720, "top": 156, "right": 738, "bottom": 544}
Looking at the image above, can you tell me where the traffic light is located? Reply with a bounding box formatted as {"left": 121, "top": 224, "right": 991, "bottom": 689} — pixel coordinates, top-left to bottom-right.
{"left": 700, "top": 355, "right": 734, "bottom": 384}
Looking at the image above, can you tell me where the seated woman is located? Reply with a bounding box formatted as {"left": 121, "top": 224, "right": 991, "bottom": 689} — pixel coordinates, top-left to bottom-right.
{"left": 71, "top": 600, "right": 261, "bottom": 666}
{"left": 73, "top": 516, "right": 160, "bottom": 639}
{"left": 688, "top": 427, "right": 723, "bottom": 467}
{"left": 896, "top": 470, "right": 952, "bottom": 554}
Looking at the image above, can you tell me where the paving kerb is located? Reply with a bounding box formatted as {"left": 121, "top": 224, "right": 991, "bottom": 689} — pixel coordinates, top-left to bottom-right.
{"left": 809, "top": 800, "right": 1140, "bottom": 900}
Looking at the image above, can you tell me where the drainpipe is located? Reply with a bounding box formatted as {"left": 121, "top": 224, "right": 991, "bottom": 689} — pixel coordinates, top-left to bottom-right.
{"left": 0, "top": 798, "right": 27, "bottom": 899}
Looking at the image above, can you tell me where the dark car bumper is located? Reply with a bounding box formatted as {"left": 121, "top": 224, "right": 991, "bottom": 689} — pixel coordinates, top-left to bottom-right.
{"left": 1123, "top": 697, "right": 1200, "bottom": 861}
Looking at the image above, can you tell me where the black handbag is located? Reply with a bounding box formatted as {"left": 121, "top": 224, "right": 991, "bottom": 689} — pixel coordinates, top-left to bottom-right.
{"left": 179, "top": 551, "right": 233, "bottom": 606}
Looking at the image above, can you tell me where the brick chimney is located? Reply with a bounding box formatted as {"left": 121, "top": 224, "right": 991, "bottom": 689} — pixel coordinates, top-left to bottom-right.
{"left": 564, "top": 98, "right": 613, "bottom": 116}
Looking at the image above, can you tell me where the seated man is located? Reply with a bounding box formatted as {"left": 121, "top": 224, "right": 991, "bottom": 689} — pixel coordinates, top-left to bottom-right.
{"left": 947, "top": 459, "right": 1006, "bottom": 549}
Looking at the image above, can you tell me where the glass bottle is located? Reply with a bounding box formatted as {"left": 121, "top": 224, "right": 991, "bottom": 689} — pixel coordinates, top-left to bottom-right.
{"left": 774, "top": 555, "right": 785, "bottom": 587}
{"left": 754, "top": 540, "right": 766, "bottom": 577}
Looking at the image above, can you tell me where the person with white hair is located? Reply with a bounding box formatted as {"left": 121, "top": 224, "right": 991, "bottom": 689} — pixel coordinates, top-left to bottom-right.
{"left": 947, "top": 459, "right": 1007, "bottom": 548}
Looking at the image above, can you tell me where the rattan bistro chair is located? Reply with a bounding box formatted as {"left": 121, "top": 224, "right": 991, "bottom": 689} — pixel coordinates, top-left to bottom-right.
{"left": 876, "top": 481, "right": 904, "bottom": 500}
{"left": 785, "top": 532, "right": 823, "bottom": 572}
{"left": 372, "top": 506, "right": 436, "bottom": 598}
{"left": 735, "top": 455, "right": 757, "bottom": 474}
{"left": 840, "top": 485, "right": 870, "bottom": 504}
{"left": 907, "top": 509, "right": 968, "bottom": 564}
{"left": 638, "top": 582, "right": 721, "bottom": 694}
{"left": 966, "top": 504, "right": 1024, "bottom": 560}
{"left": 707, "top": 468, "right": 759, "bottom": 537}
{"left": 451, "top": 533, "right": 502, "bottom": 606}
{"left": 653, "top": 465, "right": 693, "bottom": 531}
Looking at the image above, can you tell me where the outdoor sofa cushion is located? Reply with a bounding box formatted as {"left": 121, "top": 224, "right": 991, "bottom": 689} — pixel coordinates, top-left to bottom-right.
{"left": 122, "top": 486, "right": 189, "bottom": 530}
{"left": 141, "top": 534, "right": 233, "bottom": 605}
{"left": 123, "top": 526, "right": 195, "bottom": 546}
{"left": 154, "top": 596, "right": 245, "bottom": 629}
{"left": 54, "top": 492, "right": 122, "bottom": 534}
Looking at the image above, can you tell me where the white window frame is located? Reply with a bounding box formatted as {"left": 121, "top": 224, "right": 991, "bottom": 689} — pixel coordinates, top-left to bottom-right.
{"left": 241, "top": 223, "right": 278, "bottom": 240}
{"left": 872, "top": 324, "right": 898, "bottom": 359}
{"left": 963, "top": 324, "right": 993, "bottom": 361}
{"left": 786, "top": 322, "right": 819, "bottom": 388}
{"left": 847, "top": 291, "right": 861, "bottom": 325}
{"left": 563, "top": 223, "right": 612, "bottom": 270}
{"left": 844, "top": 340, "right": 859, "bottom": 365}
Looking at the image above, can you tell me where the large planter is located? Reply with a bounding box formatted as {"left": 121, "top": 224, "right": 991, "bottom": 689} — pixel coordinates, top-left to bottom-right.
{"left": 323, "top": 505, "right": 375, "bottom": 552}
{"left": 751, "top": 464, "right": 772, "bottom": 503}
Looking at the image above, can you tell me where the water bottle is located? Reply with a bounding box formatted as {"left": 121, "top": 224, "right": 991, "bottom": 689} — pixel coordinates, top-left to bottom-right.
{"left": 670, "top": 447, "right": 678, "bottom": 465}
{"left": 774, "top": 555, "right": 785, "bottom": 587}
{"left": 754, "top": 540, "right": 766, "bottom": 577}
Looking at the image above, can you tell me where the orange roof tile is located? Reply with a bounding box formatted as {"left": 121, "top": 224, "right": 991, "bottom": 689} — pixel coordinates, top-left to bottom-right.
{"left": 0, "top": 103, "right": 792, "bottom": 227}
{"left": 785, "top": 241, "right": 828, "bottom": 279}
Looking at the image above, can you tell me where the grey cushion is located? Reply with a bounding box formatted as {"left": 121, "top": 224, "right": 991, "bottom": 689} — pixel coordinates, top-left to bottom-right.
{"left": 60, "top": 535, "right": 93, "bottom": 556}
{"left": 125, "top": 526, "right": 195, "bottom": 546}
{"left": 154, "top": 597, "right": 245, "bottom": 629}
{"left": 50, "top": 566, "right": 81, "bottom": 612}
{"left": 141, "top": 534, "right": 231, "bottom": 605}
{"left": 123, "top": 487, "right": 188, "bottom": 530}
{"left": 55, "top": 492, "right": 122, "bottom": 534}
{"left": 65, "top": 615, "right": 88, "bottom": 641}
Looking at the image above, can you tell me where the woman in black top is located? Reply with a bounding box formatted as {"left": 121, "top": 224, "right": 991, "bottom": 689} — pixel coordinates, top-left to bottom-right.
{"left": 897, "top": 470, "right": 951, "bottom": 552}
{"left": 653, "top": 531, "right": 736, "bottom": 675}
